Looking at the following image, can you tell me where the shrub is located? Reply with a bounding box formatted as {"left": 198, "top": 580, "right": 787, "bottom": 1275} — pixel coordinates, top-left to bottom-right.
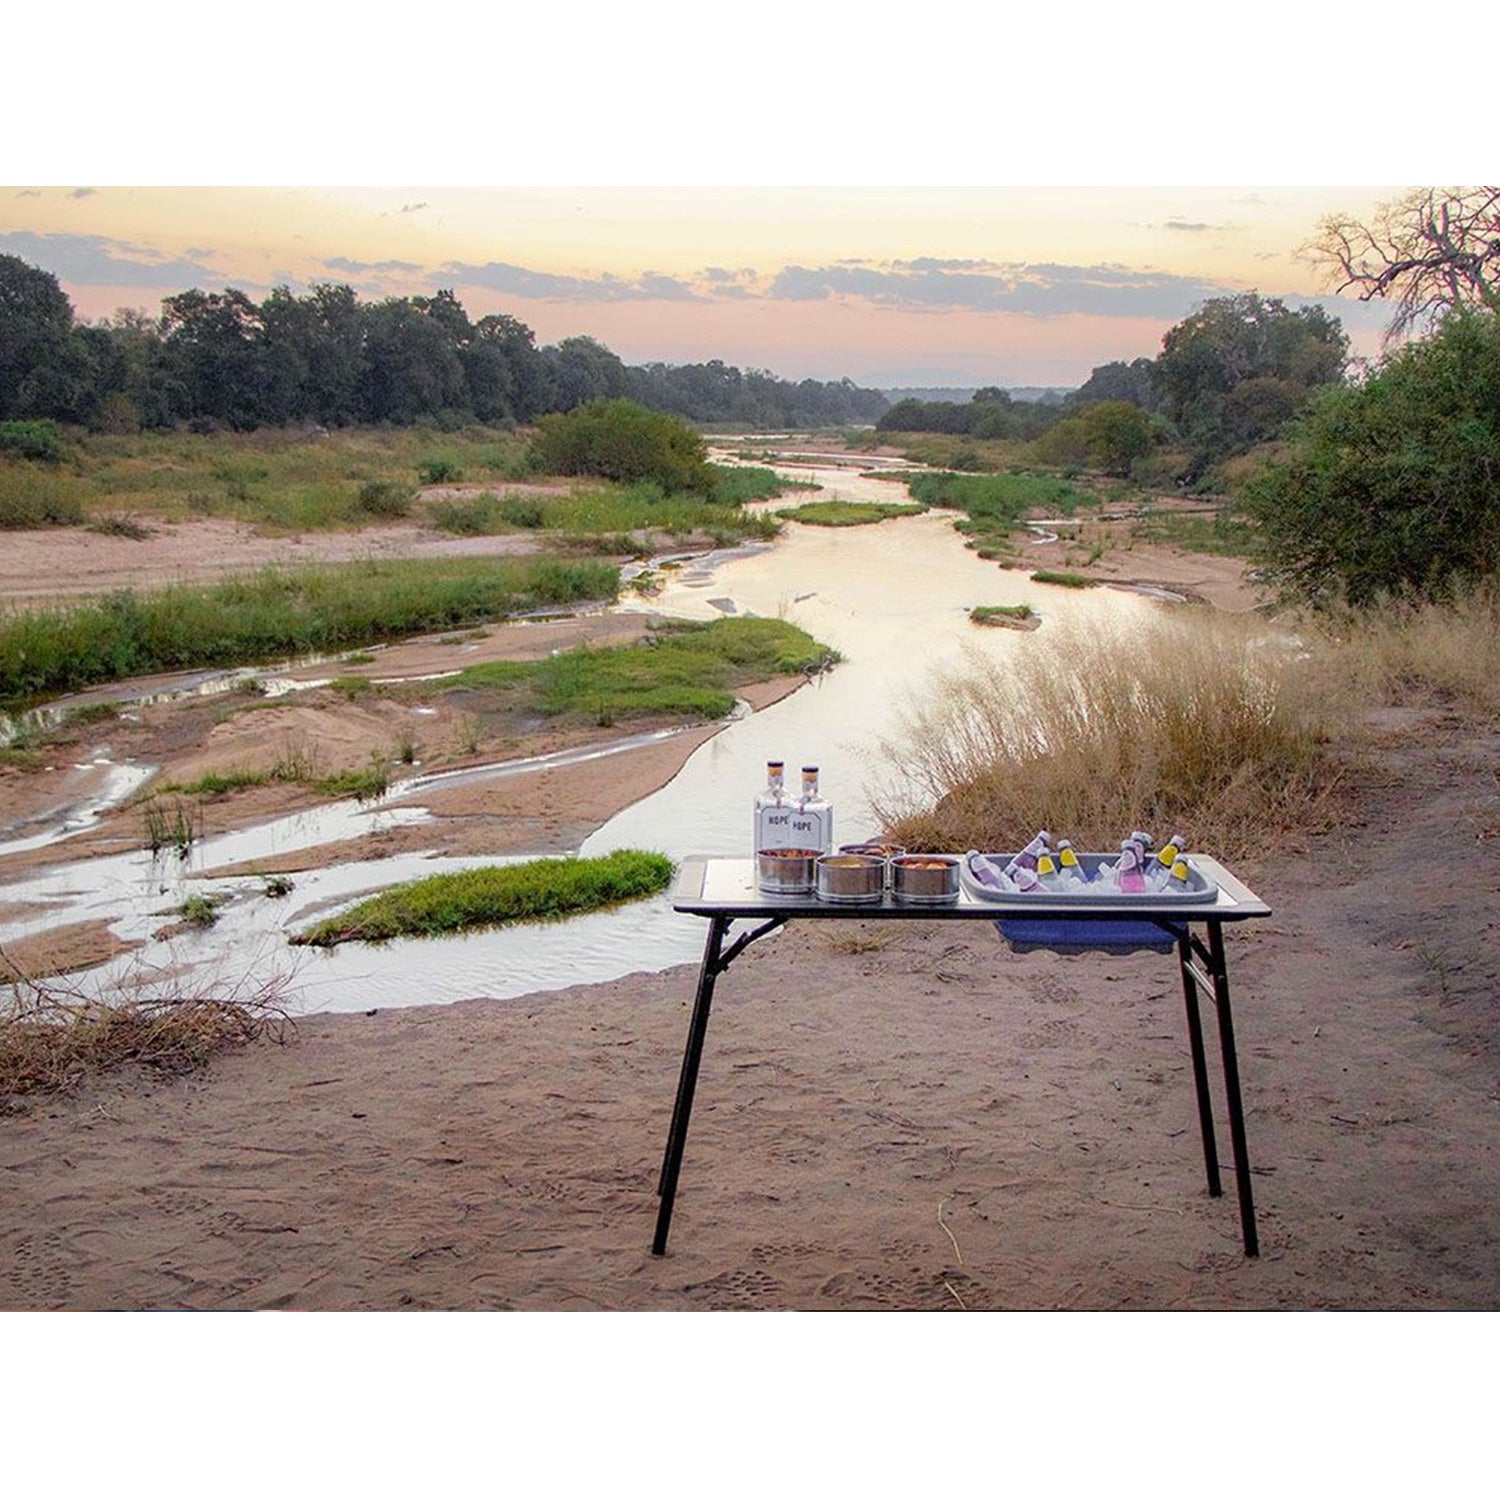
{"left": 530, "top": 399, "right": 714, "bottom": 494}
{"left": 0, "top": 419, "right": 63, "bottom": 463}
{"left": 356, "top": 479, "right": 414, "bottom": 518}
{"left": 1243, "top": 310, "right": 1500, "bottom": 607}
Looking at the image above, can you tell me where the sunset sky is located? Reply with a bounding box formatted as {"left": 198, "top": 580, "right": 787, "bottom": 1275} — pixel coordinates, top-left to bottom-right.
{"left": 1, "top": 185, "right": 1407, "bottom": 389}
{"left": 5, "top": 8, "right": 1477, "bottom": 393}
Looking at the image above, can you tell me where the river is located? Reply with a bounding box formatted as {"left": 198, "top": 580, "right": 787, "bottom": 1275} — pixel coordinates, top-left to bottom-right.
{"left": 0, "top": 453, "right": 1157, "bottom": 1014}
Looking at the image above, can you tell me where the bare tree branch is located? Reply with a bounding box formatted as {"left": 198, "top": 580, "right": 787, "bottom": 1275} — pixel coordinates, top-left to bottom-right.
{"left": 1303, "top": 187, "right": 1500, "bottom": 342}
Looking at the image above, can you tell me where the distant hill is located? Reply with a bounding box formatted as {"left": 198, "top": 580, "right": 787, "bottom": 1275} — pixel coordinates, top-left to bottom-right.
{"left": 880, "top": 385, "right": 1075, "bottom": 406}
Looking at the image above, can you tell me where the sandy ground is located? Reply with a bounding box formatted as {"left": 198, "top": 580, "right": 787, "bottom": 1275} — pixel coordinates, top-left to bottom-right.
{"left": 0, "top": 515, "right": 556, "bottom": 606}
{"left": 2, "top": 700, "right": 1497, "bottom": 1310}
{"left": 9, "top": 506, "right": 1493, "bottom": 1310}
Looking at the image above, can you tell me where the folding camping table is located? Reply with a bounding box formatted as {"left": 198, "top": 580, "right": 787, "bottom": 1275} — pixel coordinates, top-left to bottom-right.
{"left": 653, "top": 855, "right": 1271, "bottom": 1257}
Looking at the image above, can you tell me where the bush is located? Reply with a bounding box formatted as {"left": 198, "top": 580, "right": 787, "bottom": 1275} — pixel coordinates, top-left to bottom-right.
{"left": 1243, "top": 310, "right": 1500, "bottom": 607}
{"left": 0, "top": 419, "right": 63, "bottom": 463}
{"left": 530, "top": 399, "right": 714, "bottom": 494}
{"left": 356, "top": 480, "right": 414, "bottom": 518}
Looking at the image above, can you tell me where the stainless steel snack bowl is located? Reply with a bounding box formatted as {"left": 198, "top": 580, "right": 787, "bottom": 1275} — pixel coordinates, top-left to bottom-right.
{"left": 890, "top": 853, "right": 961, "bottom": 903}
{"left": 756, "top": 847, "right": 820, "bottom": 894}
{"left": 816, "top": 853, "right": 885, "bottom": 903}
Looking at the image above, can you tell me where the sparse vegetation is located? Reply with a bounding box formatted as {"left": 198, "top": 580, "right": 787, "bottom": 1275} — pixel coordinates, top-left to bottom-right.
{"left": 178, "top": 895, "right": 224, "bottom": 929}
{"left": 776, "top": 500, "right": 926, "bottom": 526}
{"left": 968, "top": 604, "right": 1037, "bottom": 629}
{"left": 142, "top": 797, "right": 199, "bottom": 857}
{"left": 0, "top": 960, "right": 290, "bottom": 1106}
{"left": 1031, "top": 570, "right": 1097, "bottom": 589}
{"left": 291, "top": 849, "right": 674, "bottom": 947}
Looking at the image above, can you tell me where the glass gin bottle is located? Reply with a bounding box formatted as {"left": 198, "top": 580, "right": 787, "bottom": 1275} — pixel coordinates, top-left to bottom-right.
{"left": 753, "top": 760, "right": 791, "bottom": 852}
{"left": 791, "top": 764, "right": 833, "bottom": 853}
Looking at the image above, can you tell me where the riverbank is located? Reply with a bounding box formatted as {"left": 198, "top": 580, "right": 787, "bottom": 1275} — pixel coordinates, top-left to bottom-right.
{"left": 3, "top": 694, "right": 1497, "bottom": 1309}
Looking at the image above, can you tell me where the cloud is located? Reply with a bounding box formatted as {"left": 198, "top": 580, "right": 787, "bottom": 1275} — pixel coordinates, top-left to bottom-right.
{"left": 69, "top": 187, "right": 97, "bottom": 199}
{"left": 399, "top": 201, "right": 427, "bottom": 214}
{"left": 15, "top": 189, "right": 41, "bottom": 198}
{"left": 895, "top": 256, "right": 1001, "bottom": 271}
{"left": 323, "top": 255, "right": 423, "bottom": 274}
{"left": 766, "top": 259, "right": 1231, "bottom": 319}
{"left": 1162, "top": 219, "right": 1213, "bottom": 232}
{"left": 0, "top": 230, "right": 222, "bottom": 288}
{"left": 439, "top": 259, "right": 704, "bottom": 302}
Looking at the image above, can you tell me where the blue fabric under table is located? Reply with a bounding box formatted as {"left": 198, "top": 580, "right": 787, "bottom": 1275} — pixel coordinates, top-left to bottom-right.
{"left": 995, "top": 917, "right": 1182, "bottom": 955}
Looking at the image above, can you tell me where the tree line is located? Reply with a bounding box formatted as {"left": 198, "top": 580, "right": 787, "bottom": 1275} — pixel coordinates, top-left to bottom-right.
{"left": 0, "top": 256, "right": 890, "bottom": 434}
{"left": 878, "top": 292, "right": 1351, "bottom": 480}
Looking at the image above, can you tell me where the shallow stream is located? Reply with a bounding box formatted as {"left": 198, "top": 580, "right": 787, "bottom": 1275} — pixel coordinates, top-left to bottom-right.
{"left": 1, "top": 454, "right": 1156, "bottom": 1013}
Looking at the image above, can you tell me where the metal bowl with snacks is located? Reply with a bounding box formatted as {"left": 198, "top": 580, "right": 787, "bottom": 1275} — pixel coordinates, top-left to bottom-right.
{"left": 816, "top": 853, "right": 885, "bottom": 904}
{"left": 756, "top": 847, "right": 821, "bottom": 895}
{"left": 890, "top": 853, "right": 961, "bottom": 904}
{"left": 839, "top": 842, "right": 906, "bottom": 887}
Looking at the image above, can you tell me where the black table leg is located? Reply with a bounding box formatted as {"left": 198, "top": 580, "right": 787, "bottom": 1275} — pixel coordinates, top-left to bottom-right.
{"left": 653, "top": 914, "right": 729, "bottom": 1256}
{"left": 1206, "top": 919, "right": 1260, "bottom": 1257}
{"left": 1176, "top": 929, "right": 1223, "bottom": 1197}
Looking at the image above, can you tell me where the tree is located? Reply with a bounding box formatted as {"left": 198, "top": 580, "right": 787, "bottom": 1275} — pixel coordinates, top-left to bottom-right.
{"left": 1070, "top": 357, "right": 1160, "bottom": 412}
{"left": 1030, "top": 401, "right": 1155, "bottom": 475}
{"left": 1153, "top": 292, "right": 1349, "bottom": 472}
{"left": 1242, "top": 310, "right": 1500, "bottom": 607}
{"left": 0, "top": 254, "right": 87, "bottom": 421}
{"left": 1306, "top": 186, "right": 1500, "bottom": 341}
{"left": 160, "top": 287, "right": 269, "bottom": 428}
{"left": 544, "top": 335, "right": 628, "bottom": 411}
{"left": 355, "top": 297, "right": 468, "bottom": 424}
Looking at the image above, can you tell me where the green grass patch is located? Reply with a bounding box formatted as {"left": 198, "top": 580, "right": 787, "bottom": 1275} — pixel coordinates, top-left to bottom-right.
{"left": 775, "top": 500, "right": 926, "bottom": 526}
{"left": 454, "top": 617, "right": 837, "bottom": 726}
{"left": 708, "top": 464, "right": 814, "bottom": 504}
{"left": 1030, "top": 570, "right": 1097, "bottom": 589}
{"left": 0, "top": 556, "right": 617, "bottom": 709}
{"left": 908, "top": 470, "right": 1096, "bottom": 524}
{"left": 156, "top": 768, "right": 272, "bottom": 799}
{"left": 426, "top": 480, "right": 780, "bottom": 547}
{"left": 0, "top": 462, "right": 89, "bottom": 527}
{"left": 178, "top": 894, "right": 225, "bottom": 928}
{"left": 291, "top": 848, "right": 674, "bottom": 947}
{"left": 969, "top": 604, "right": 1036, "bottom": 626}
{"left": 1129, "top": 507, "right": 1264, "bottom": 560}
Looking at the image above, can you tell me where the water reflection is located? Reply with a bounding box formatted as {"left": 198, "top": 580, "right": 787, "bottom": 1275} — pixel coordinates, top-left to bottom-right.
{"left": 3, "top": 455, "right": 1158, "bottom": 1013}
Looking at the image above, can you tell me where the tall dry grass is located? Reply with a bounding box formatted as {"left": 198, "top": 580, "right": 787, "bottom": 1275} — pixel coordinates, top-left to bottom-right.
{"left": 872, "top": 612, "right": 1349, "bottom": 862}
{"left": 1323, "top": 585, "right": 1500, "bottom": 717}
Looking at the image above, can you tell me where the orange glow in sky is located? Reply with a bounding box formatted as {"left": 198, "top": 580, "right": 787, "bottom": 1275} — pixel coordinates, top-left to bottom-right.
{"left": 2, "top": 185, "right": 1402, "bottom": 386}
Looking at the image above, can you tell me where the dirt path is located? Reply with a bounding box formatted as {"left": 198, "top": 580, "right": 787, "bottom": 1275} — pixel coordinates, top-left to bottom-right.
{"left": 2, "top": 701, "right": 1495, "bottom": 1309}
